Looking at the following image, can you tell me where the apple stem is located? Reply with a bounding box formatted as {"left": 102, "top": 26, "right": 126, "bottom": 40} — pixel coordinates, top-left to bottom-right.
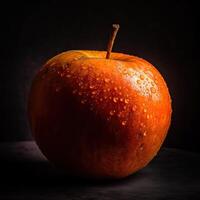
{"left": 106, "top": 24, "right": 120, "bottom": 59}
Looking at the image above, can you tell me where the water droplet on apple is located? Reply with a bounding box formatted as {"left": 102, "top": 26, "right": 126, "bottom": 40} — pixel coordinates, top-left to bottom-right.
{"left": 146, "top": 114, "right": 150, "bottom": 119}
{"left": 55, "top": 87, "right": 60, "bottom": 92}
{"left": 137, "top": 79, "right": 141, "bottom": 84}
{"left": 89, "top": 85, "right": 95, "bottom": 89}
{"left": 132, "top": 106, "right": 136, "bottom": 111}
{"left": 124, "top": 99, "right": 129, "bottom": 104}
{"left": 78, "top": 92, "right": 82, "bottom": 96}
{"left": 113, "top": 97, "right": 118, "bottom": 103}
{"left": 109, "top": 110, "right": 115, "bottom": 116}
{"left": 114, "top": 87, "right": 118, "bottom": 91}
{"left": 72, "top": 90, "right": 77, "bottom": 94}
{"left": 117, "top": 112, "right": 122, "bottom": 117}
{"left": 140, "top": 144, "right": 144, "bottom": 150}
{"left": 123, "top": 69, "right": 127, "bottom": 74}
{"left": 81, "top": 66, "right": 87, "bottom": 70}
{"left": 143, "top": 131, "right": 147, "bottom": 136}
{"left": 151, "top": 82, "right": 155, "bottom": 86}
{"left": 120, "top": 98, "right": 123, "bottom": 102}
{"left": 143, "top": 108, "right": 147, "bottom": 113}
{"left": 104, "top": 78, "right": 110, "bottom": 83}
{"left": 92, "top": 91, "right": 96, "bottom": 95}
{"left": 66, "top": 74, "right": 71, "bottom": 78}
{"left": 107, "top": 116, "right": 111, "bottom": 121}
{"left": 140, "top": 75, "right": 145, "bottom": 80}
{"left": 100, "top": 98, "right": 103, "bottom": 101}
{"left": 81, "top": 99, "right": 86, "bottom": 104}
{"left": 121, "top": 121, "right": 126, "bottom": 126}
{"left": 151, "top": 87, "right": 156, "bottom": 93}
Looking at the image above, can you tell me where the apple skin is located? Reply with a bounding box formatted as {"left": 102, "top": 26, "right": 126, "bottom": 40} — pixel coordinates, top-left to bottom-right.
{"left": 28, "top": 50, "right": 172, "bottom": 179}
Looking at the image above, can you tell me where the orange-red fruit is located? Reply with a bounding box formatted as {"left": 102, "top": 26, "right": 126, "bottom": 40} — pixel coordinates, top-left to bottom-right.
{"left": 28, "top": 50, "right": 172, "bottom": 179}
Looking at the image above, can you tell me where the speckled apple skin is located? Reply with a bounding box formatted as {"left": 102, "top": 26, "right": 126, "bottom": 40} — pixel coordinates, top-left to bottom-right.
{"left": 28, "top": 50, "right": 172, "bottom": 179}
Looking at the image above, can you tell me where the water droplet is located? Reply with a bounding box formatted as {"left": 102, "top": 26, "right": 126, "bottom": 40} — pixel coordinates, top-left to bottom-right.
{"left": 107, "top": 116, "right": 111, "bottom": 121}
{"left": 140, "top": 144, "right": 144, "bottom": 150}
{"left": 96, "top": 77, "right": 100, "bottom": 81}
{"left": 55, "top": 87, "right": 60, "bottom": 92}
{"left": 114, "top": 87, "right": 118, "bottom": 91}
{"left": 107, "top": 88, "right": 111, "bottom": 92}
{"left": 123, "top": 106, "right": 127, "bottom": 110}
{"left": 121, "top": 121, "right": 126, "bottom": 126}
{"left": 123, "top": 69, "right": 127, "bottom": 74}
{"left": 109, "top": 110, "right": 115, "bottom": 116}
{"left": 140, "top": 122, "right": 144, "bottom": 127}
{"left": 140, "top": 75, "right": 145, "bottom": 80}
{"left": 100, "top": 98, "right": 103, "bottom": 101}
{"left": 117, "top": 112, "right": 122, "bottom": 117}
{"left": 104, "top": 78, "right": 110, "bottom": 83}
{"left": 81, "top": 66, "right": 87, "bottom": 70}
{"left": 119, "top": 92, "right": 122, "bottom": 95}
{"left": 143, "top": 108, "right": 147, "bottom": 113}
{"left": 124, "top": 99, "right": 129, "bottom": 104}
{"left": 113, "top": 97, "right": 118, "bottom": 103}
{"left": 60, "top": 73, "right": 64, "bottom": 77}
{"left": 89, "top": 85, "right": 95, "bottom": 89}
{"left": 132, "top": 106, "right": 136, "bottom": 111}
{"left": 143, "top": 131, "right": 147, "bottom": 136}
{"left": 92, "top": 91, "right": 96, "bottom": 95}
{"left": 137, "top": 79, "right": 141, "bottom": 84}
{"left": 81, "top": 99, "right": 86, "bottom": 104}
{"left": 79, "top": 82, "right": 83, "bottom": 86}
{"left": 120, "top": 98, "right": 123, "bottom": 102}
{"left": 151, "top": 87, "right": 156, "bottom": 93}
{"left": 72, "top": 90, "right": 77, "bottom": 94}
{"left": 146, "top": 114, "right": 150, "bottom": 119}
{"left": 104, "top": 96, "right": 107, "bottom": 99}
{"left": 78, "top": 92, "right": 82, "bottom": 96}
{"left": 66, "top": 74, "right": 71, "bottom": 78}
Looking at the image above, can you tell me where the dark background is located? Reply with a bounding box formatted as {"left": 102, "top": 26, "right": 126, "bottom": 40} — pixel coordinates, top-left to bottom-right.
{"left": 0, "top": 1, "right": 199, "bottom": 152}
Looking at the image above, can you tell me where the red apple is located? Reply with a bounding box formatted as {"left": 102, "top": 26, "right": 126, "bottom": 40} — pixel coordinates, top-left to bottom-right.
{"left": 28, "top": 25, "right": 172, "bottom": 179}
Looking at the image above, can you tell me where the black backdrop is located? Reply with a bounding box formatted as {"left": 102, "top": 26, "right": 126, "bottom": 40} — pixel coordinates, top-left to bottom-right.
{"left": 0, "top": 1, "right": 199, "bottom": 152}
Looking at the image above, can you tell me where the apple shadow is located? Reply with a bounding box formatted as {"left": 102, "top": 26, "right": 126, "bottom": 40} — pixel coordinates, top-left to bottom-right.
{"left": 0, "top": 142, "right": 147, "bottom": 195}
{"left": 0, "top": 142, "right": 200, "bottom": 199}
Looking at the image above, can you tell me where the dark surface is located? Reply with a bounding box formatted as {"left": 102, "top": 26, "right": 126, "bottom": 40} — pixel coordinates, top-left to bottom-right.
{"left": 0, "top": 142, "right": 199, "bottom": 199}
{"left": 0, "top": 1, "right": 199, "bottom": 152}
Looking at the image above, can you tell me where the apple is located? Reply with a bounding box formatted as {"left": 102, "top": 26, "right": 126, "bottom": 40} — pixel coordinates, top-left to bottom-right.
{"left": 28, "top": 25, "right": 172, "bottom": 179}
